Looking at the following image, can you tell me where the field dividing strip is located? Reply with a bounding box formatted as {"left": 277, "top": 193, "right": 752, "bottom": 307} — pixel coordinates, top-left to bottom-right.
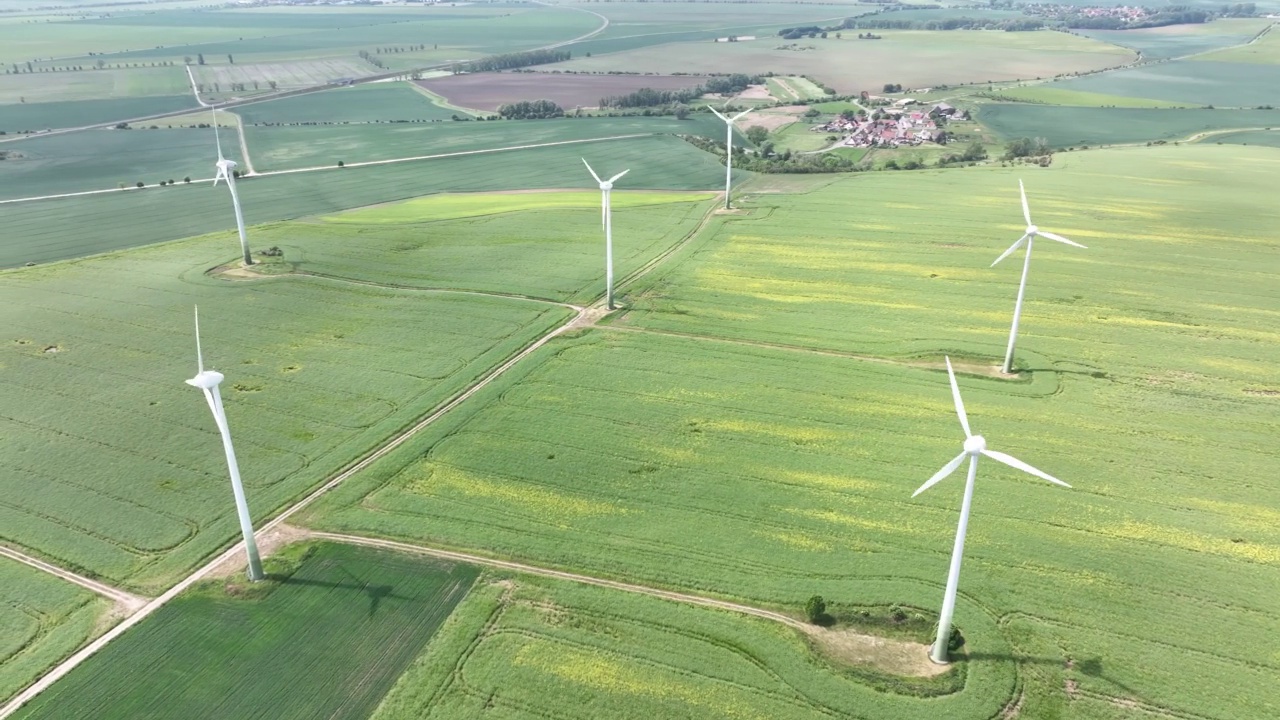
{"left": 309, "top": 531, "right": 810, "bottom": 631}
{"left": 289, "top": 272, "right": 583, "bottom": 311}
{"left": 0, "top": 546, "right": 146, "bottom": 609}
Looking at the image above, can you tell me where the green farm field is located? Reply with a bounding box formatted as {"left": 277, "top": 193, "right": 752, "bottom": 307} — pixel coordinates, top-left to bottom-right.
{"left": 1213, "top": 128, "right": 1280, "bottom": 146}
{"left": 0, "top": 67, "right": 189, "bottom": 105}
{"left": 301, "top": 144, "right": 1280, "bottom": 719}
{"left": 987, "top": 85, "right": 1178, "bottom": 108}
{"left": 555, "top": 30, "right": 1135, "bottom": 93}
{"left": 0, "top": 95, "right": 197, "bottom": 134}
{"left": 243, "top": 114, "right": 730, "bottom": 171}
{"left": 0, "top": 127, "right": 243, "bottom": 201}
{"left": 372, "top": 570, "right": 997, "bottom": 720}
{"left": 11, "top": 543, "right": 479, "bottom": 719}
{"left": 235, "top": 82, "right": 458, "bottom": 125}
{"left": 0, "top": 561, "right": 108, "bottom": 705}
{"left": 977, "top": 104, "right": 1278, "bottom": 146}
{"left": 0, "top": 134, "right": 738, "bottom": 267}
{"left": 1049, "top": 59, "right": 1280, "bottom": 108}
{"left": 1198, "top": 21, "right": 1280, "bottom": 63}
{"left": 1077, "top": 18, "right": 1274, "bottom": 61}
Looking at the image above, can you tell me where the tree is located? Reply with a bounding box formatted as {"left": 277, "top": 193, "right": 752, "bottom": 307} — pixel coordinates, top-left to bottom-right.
{"left": 337, "top": 160, "right": 345, "bottom": 167}
{"left": 674, "top": 104, "right": 690, "bottom": 120}
{"left": 804, "top": 596, "right": 826, "bottom": 624}
{"left": 759, "top": 141, "right": 775, "bottom": 158}
{"left": 268, "top": 80, "right": 277, "bottom": 90}
{"left": 197, "top": 53, "right": 205, "bottom": 65}
{"left": 227, "top": 54, "right": 234, "bottom": 64}
{"left": 136, "top": 181, "right": 145, "bottom": 188}
{"left": 745, "top": 125, "right": 769, "bottom": 145}
{"left": 961, "top": 141, "right": 987, "bottom": 162}
{"left": 183, "top": 176, "right": 191, "bottom": 183}
{"left": 183, "top": 56, "right": 192, "bottom": 65}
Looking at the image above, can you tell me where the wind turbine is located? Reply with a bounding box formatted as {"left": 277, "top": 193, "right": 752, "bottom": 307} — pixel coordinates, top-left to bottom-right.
{"left": 211, "top": 108, "right": 253, "bottom": 266}
{"left": 991, "top": 180, "right": 1085, "bottom": 374}
{"left": 185, "top": 306, "right": 264, "bottom": 581}
{"left": 582, "top": 158, "right": 629, "bottom": 310}
{"left": 707, "top": 106, "right": 750, "bottom": 210}
{"left": 913, "top": 357, "right": 1070, "bottom": 664}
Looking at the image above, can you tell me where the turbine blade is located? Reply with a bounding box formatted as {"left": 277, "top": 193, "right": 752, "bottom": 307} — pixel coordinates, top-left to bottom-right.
{"left": 581, "top": 158, "right": 603, "bottom": 185}
{"left": 981, "top": 449, "right": 1071, "bottom": 488}
{"left": 193, "top": 305, "right": 204, "bottom": 373}
{"left": 731, "top": 108, "right": 751, "bottom": 122}
{"left": 212, "top": 169, "right": 221, "bottom": 188}
{"left": 991, "top": 234, "right": 1029, "bottom": 267}
{"left": 1019, "top": 179, "right": 1032, "bottom": 227}
{"left": 707, "top": 105, "right": 729, "bottom": 122}
{"left": 1039, "top": 230, "right": 1086, "bottom": 249}
{"left": 608, "top": 168, "right": 630, "bottom": 184}
{"left": 212, "top": 108, "right": 224, "bottom": 161}
{"left": 945, "top": 356, "right": 972, "bottom": 438}
{"left": 913, "top": 451, "right": 968, "bottom": 497}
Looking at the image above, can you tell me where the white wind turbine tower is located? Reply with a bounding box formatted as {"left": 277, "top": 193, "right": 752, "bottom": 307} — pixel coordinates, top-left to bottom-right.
{"left": 582, "top": 158, "right": 629, "bottom": 310}
{"left": 991, "top": 180, "right": 1085, "bottom": 374}
{"left": 186, "top": 306, "right": 264, "bottom": 581}
{"left": 913, "top": 357, "right": 1070, "bottom": 664}
{"left": 211, "top": 108, "right": 253, "bottom": 266}
{"left": 707, "top": 106, "right": 750, "bottom": 210}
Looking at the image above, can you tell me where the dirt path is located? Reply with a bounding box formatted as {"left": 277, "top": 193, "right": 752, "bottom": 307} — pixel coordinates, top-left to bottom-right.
{"left": 185, "top": 65, "right": 211, "bottom": 108}
{"left": 0, "top": 546, "right": 146, "bottom": 613}
{"left": 533, "top": 0, "right": 610, "bottom": 49}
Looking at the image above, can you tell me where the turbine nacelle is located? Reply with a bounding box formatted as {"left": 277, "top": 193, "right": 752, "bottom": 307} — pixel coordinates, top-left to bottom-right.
{"left": 598, "top": 181, "right": 614, "bottom": 191}
{"left": 186, "top": 369, "right": 225, "bottom": 390}
{"left": 1026, "top": 224, "right": 1038, "bottom": 236}
{"left": 963, "top": 435, "right": 987, "bottom": 455}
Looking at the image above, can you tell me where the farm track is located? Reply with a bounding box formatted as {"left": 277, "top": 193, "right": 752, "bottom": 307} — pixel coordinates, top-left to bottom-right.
{"left": 271, "top": 271, "right": 585, "bottom": 312}
{"left": 0, "top": 545, "right": 146, "bottom": 613}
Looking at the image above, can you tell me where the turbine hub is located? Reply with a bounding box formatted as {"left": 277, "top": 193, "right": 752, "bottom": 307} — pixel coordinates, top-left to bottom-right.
{"left": 600, "top": 182, "right": 613, "bottom": 191}
{"left": 218, "top": 159, "right": 238, "bottom": 170}
{"left": 963, "top": 435, "right": 987, "bottom": 455}
{"left": 186, "top": 370, "right": 225, "bottom": 389}
{"left": 1027, "top": 225, "right": 1038, "bottom": 235}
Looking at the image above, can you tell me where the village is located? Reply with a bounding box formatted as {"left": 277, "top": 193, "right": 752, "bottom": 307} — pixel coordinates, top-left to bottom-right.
{"left": 812, "top": 101, "right": 967, "bottom": 149}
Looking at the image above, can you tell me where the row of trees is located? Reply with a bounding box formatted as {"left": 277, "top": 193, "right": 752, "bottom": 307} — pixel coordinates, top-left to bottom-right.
{"left": 598, "top": 73, "right": 759, "bottom": 108}
{"left": 844, "top": 17, "right": 1046, "bottom": 31}
{"left": 497, "top": 99, "right": 564, "bottom": 120}
{"left": 454, "top": 49, "right": 570, "bottom": 74}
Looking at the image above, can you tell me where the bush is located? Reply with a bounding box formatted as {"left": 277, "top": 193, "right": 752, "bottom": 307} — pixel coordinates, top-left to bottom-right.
{"left": 337, "top": 160, "right": 344, "bottom": 167}
{"left": 745, "top": 125, "right": 769, "bottom": 145}
{"left": 183, "top": 176, "right": 191, "bottom": 183}
{"left": 804, "top": 595, "right": 827, "bottom": 624}
{"left": 135, "top": 181, "right": 144, "bottom": 188}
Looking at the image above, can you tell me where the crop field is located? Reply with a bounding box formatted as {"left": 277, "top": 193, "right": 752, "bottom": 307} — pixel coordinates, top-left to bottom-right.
{"left": 236, "top": 82, "right": 458, "bottom": 125}
{"left": 0, "top": 134, "right": 737, "bottom": 268}
{"left": 977, "top": 104, "right": 1278, "bottom": 146}
{"left": 0, "top": 561, "right": 108, "bottom": 705}
{"left": 257, "top": 191, "right": 716, "bottom": 304}
{"left": 988, "top": 85, "right": 1177, "bottom": 108}
{"left": 1200, "top": 21, "right": 1280, "bottom": 63}
{"left": 0, "top": 128, "right": 242, "bottom": 202}
{"left": 242, "top": 114, "right": 730, "bottom": 171}
{"left": 80, "top": 6, "right": 600, "bottom": 65}
{"left": 555, "top": 31, "right": 1136, "bottom": 94}
{"left": 371, "top": 571, "right": 1003, "bottom": 720}
{"left": 11, "top": 543, "right": 479, "bottom": 719}
{"left": 1050, "top": 59, "right": 1280, "bottom": 108}
{"left": 193, "top": 58, "right": 371, "bottom": 91}
{"left": 0, "top": 95, "right": 197, "bottom": 134}
{"left": 1214, "top": 128, "right": 1280, "bottom": 146}
{"left": 0, "top": 67, "right": 189, "bottom": 105}
{"left": 417, "top": 72, "right": 709, "bottom": 113}
{"left": 0, "top": 227, "right": 576, "bottom": 592}
{"left": 302, "top": 144, "right": 1280, "bottom": 719}
{"left": 1076, "top": 18, "right": 1274, "bottom": 61}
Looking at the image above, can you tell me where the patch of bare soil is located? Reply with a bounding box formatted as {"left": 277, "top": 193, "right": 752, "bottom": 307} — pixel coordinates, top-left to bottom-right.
{"left": 1001, "top": 690, "right": 1026, "bottom": 719}
{"left": 734, "top": 84, "right": 773, "bottom": 100}
{"left": 740, "top": 105, "right": 809, "bottom": 132}
{"left": 206, "top": 523, "right": 315, "bottom": 579}
{"left": 907, "top": 357, "right": 1009, "bottom": 379}
{"left": 209, "top": 263, "right": 262, "bottom": 280}
{"left": 799, "top": 625, "right": 950, "bottom": 678}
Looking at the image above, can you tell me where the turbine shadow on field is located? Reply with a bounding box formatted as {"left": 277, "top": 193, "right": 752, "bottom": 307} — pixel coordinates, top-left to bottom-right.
{"left": 275, "top": 565, "right": 407, "bottom": 617}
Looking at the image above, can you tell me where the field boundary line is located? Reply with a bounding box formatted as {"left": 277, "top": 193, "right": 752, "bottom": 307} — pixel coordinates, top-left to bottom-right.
{"left": 0, "top": 304, "right": 594, "bottom": 719}
{"left": 284, "top": 271, "right": 583, "bottom": 311}
{"left": 0, "top": 546, "right": 146, "bottom": 610}
{"left": 309, "top": 531, "right": 809, "bottom": 631}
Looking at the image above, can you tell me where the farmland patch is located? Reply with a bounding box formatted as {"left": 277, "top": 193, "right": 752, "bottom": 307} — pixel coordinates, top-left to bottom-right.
{"left": 10, "top": 543, "right": 478, "bottom": 719}
{"left": 0, "top": 67, "right": 189, "bottom": 105}
{"left": 193, "top": 58, "right": 372, "bottom": 91}
{"left": 236, "top": 81, "right": 456, "bottom": 124}
{"left": 417, "top": 72, "right": 709, "bottom": 112}
{"left": 1076, "top": 18, "right": 1274, "bottom": 61}
{"left": 0, "top": 95, "right": 197, "bottom": 134}
{"left": 977, "top": 104, "right": 1278, "bottom": 145}
{"left": 1049, "top": 59, "right": 1280, "bottom": 108}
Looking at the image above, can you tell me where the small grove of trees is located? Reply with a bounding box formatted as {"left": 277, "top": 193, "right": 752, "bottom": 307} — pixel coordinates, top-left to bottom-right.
{"left": 498, "top": 99, "right": 564, "bottom": 120}
{"left": 882, "top": 83, "right": 903, "bottom": 93}
{"left": 455, "top": 49, "right": 570, "bottom": 74}
{"left": 744, "top": 125, "right": 769, "bottom": 145}
{"left": 1003, "top": 136, "right": 1051, "bottom": 161}
{"left": 938, "top": 141, "right": 988, "bottom": 166}
{"left": 598, "top": 74, "right": 759, "bottom": 109}
{"left": 804, "top": 595, "right": 827, "bottom": 624}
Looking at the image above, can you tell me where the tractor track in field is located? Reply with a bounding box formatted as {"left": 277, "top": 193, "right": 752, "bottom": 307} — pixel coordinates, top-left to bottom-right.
{"left": 0, "top": 545, "right": 146, "bottom": 613}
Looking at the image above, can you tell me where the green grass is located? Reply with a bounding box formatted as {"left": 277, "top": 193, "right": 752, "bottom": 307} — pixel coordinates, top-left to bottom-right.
{"left": 990, "top": 85, "right": 1176, "bottom": 108}
{"left": 0, "top": 562, "right": 109, "bottom": 705}
{"left": 1077, "top": 18, "right": 1274, "bottom": 61}
{"left": 244, "top": 191, "right": 717, "bottom": 304}
{"left": 243, "top": 114, "right": 728, "bottom": 171}
{"left": 0, "top": 67, "right": 189, "bottom": 104}
{"left": 771, "top": 120, "right": 831, "bottom": 153}
{"left": 1212, "top": 128, "right": 1280, "bottom": 146}
{"left": 1189, "top": 20, "right": 1280, "bottom": 63}
{"left": 302, "top": 144, "right": 1280, "bottom": 720}
{"left": 0, "top": 95, "right": 198, "bottom": 133}
{"left": 977, "top": 104, "right": 1279, "bottom": 146}
{"left": 1051, "top": 59, "right": 1280, "bottom": 108}
{"left": 370, "top": 572, "right": 1003, "bottom": 720}
{"left": 236, "top": 82, "right": 458, "bottom": 125}
{"left": 11, "top": 543, "right": 479, "bottom": 719}
{"left": 0, "top": 134, "right": 740, "bottom": 267}
{"left": 0, "top": 127, "right": 242, "bottom": 201}
{"left": 557, "top": 30, "right": 1135, "bottom": 94}
{"left": 0, "top": 228, "right": 573, "bottom": 592}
